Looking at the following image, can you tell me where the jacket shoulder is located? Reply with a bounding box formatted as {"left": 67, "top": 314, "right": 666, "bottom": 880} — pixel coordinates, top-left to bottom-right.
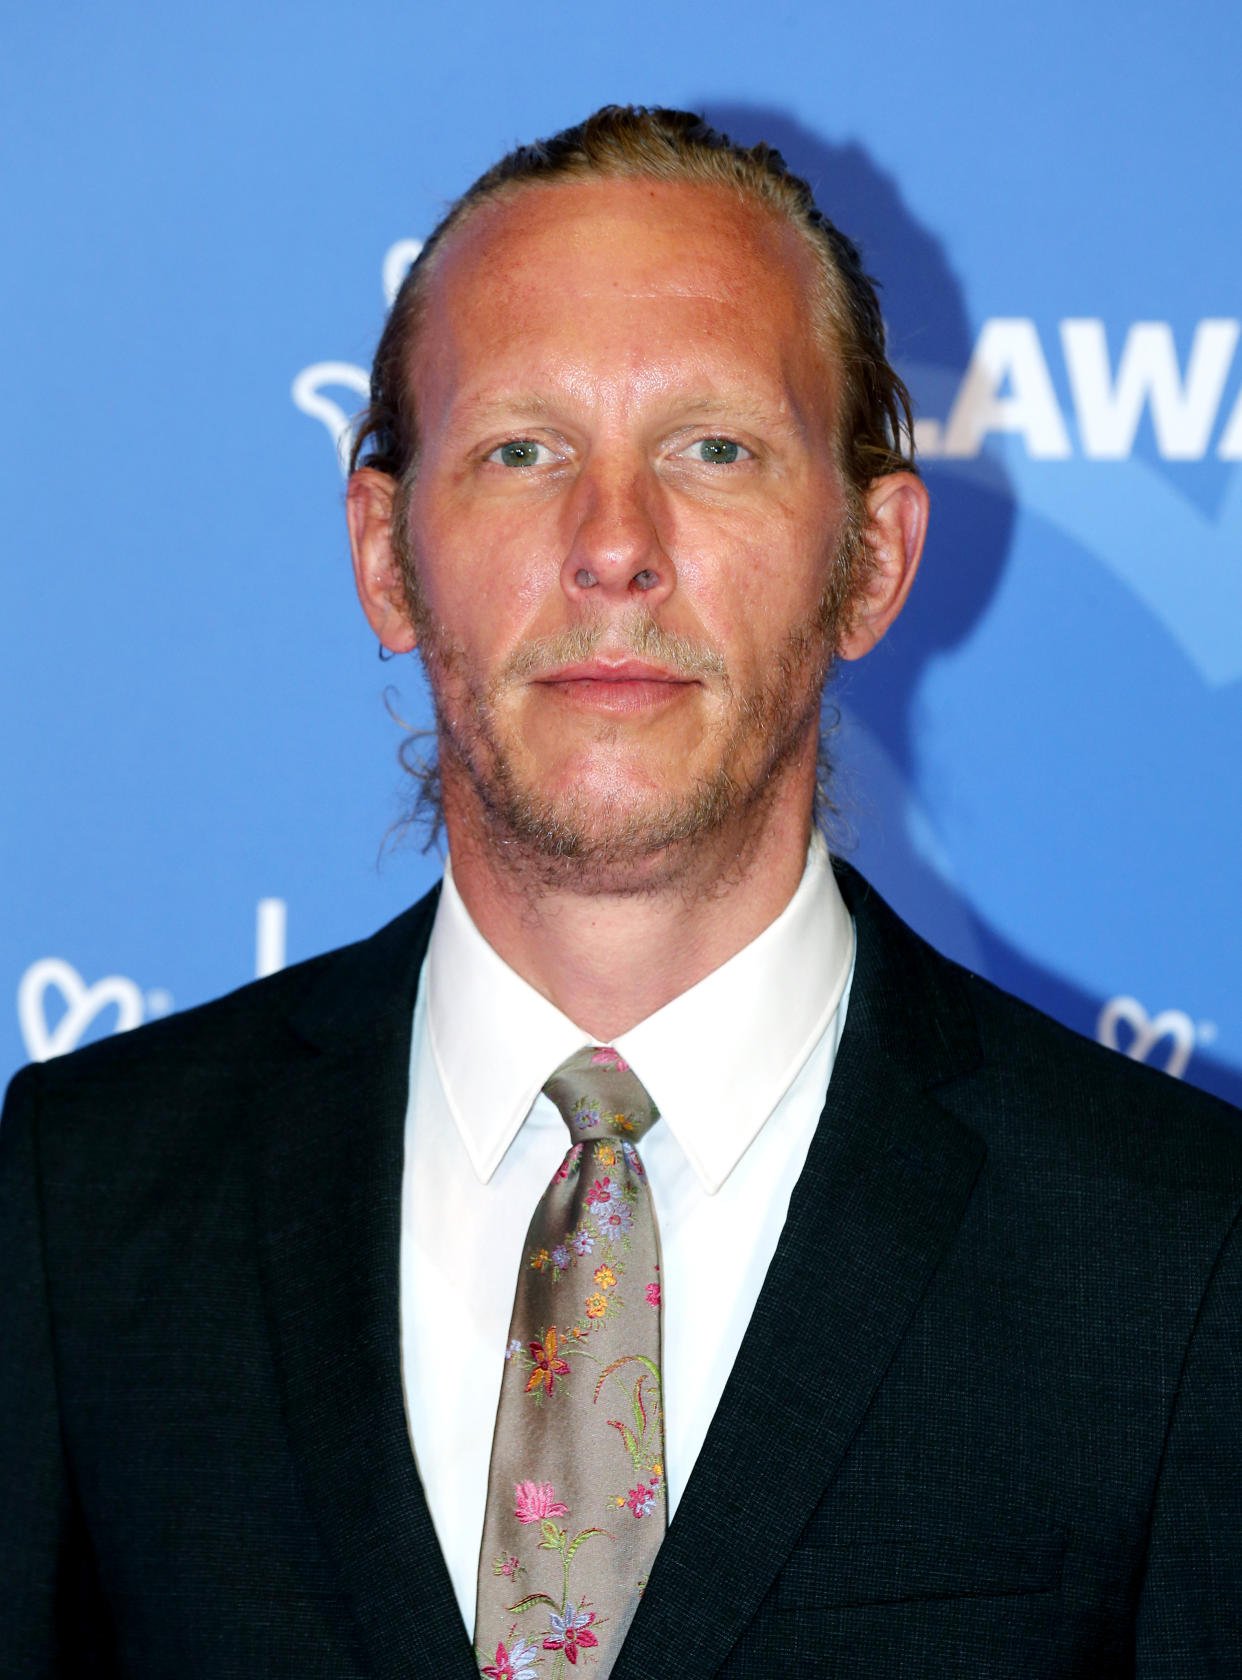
{"left": 3, "top": 886, "right": 439, "bottom": 1172}
{"left": 963, "top": 959, "right": 1242, "bottom": 1166}
{"left": 836, "top": 859, "right": 1242, "bottom": 1197}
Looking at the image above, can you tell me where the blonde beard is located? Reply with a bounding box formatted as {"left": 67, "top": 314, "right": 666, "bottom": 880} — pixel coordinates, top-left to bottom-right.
{"left": 419, "top": 604, "right": 836, "bottom": 898}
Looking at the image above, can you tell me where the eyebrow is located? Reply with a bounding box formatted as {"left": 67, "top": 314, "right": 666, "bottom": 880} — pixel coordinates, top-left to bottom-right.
{"left": 449, "top": 393, "right": 566, "bottom": 429}
{"left": 448, "top": 389, "right": 810, "bottom": 441}
{"left": 665, "top": 394, "right": 807, "bottom": 436}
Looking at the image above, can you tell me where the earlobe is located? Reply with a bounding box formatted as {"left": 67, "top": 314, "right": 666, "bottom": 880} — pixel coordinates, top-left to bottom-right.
{"left": 346, "top": 468, "right": 419, "bottom": 654}
{"left": 836, "top": 471, "right": 929, "bottom": 662}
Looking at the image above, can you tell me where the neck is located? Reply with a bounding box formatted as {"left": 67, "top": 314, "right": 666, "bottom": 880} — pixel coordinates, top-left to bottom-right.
{"left": 443, "top": 767, "right": 817, "bottom": 1043}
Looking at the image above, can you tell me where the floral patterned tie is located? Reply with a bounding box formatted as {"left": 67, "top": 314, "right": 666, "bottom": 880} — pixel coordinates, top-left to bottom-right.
{"left": 474, "top": 1046, "right": 666, "bottom": 1679}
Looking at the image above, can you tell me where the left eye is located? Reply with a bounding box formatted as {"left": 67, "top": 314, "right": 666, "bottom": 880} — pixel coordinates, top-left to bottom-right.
{"left": 488, "top": 439, "right": 553, "bottom": 467}
{"left": 683, "top": 437, "right": 748, "bottom": 464}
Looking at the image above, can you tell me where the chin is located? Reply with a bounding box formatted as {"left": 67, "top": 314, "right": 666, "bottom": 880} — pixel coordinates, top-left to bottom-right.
{"left": 468, "top": 757, "right": 773, "bottom": 896}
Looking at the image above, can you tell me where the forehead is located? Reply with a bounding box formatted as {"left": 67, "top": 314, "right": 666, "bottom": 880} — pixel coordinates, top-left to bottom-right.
{"left": 411, "top": 176, "right": 837, "bottom": 422}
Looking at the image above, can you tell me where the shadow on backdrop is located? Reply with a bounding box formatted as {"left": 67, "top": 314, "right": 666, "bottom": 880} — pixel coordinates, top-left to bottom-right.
{"left": 701, "top": 103, "right": 1242, "bottom": 1113}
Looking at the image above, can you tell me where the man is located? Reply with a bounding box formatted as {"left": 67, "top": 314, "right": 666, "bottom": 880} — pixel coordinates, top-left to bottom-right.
{"left": 3, "top": 106, "right": 1241, "bottom": 1679}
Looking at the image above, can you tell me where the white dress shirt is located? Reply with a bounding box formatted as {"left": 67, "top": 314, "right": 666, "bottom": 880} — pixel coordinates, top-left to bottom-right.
{"left": 399, "top": 833, "right": 855, "bottom": 1632}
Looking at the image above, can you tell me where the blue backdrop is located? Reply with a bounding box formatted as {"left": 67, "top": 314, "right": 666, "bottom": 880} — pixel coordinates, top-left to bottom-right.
{"left": 5, "top": 1, "right": 1240, "bottom": 1106}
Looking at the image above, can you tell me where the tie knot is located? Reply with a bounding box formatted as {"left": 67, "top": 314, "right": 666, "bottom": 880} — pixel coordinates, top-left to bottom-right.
{"left": 542, "top": 1045, "right": 659, "bottom": 1144}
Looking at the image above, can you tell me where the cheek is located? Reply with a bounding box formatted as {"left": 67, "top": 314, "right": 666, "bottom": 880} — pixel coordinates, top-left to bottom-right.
{"left": 410, "top": 491, "right": 555, "bottom": 649}
{"left": 672, "top": 502, "right": 836, "bottom": 661}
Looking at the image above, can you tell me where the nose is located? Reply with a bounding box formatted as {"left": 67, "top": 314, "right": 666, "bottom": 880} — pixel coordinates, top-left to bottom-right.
{"left": 559, "top": 457, "right": 675, "bottom": 607}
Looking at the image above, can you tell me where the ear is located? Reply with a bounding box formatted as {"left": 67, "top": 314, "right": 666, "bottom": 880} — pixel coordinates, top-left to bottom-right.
{"left": 346, "top": 468, "right": 419, "bottom": 654}
{"left": 836, "top": 471, "right": 929, "bottom": 661}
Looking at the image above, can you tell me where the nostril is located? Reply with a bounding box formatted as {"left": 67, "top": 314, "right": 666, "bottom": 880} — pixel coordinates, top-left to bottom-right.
{"left": 631, "top": 569, "right": 659, "bottom": 592}
{"left": 575, "top": 568, "right": 598, "bottom": 588}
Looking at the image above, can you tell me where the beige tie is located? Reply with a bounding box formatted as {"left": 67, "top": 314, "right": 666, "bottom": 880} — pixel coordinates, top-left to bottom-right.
{"left": 474, "top": 1045, "right": 666, "bottom": 1678}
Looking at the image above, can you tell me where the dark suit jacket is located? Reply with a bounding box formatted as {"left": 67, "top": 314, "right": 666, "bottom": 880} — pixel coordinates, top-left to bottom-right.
{"left": 4, "top": 864, "right": 1242, "bottom": 1678}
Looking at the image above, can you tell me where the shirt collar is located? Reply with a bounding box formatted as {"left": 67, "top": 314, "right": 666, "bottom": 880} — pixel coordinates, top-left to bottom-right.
{"left": 424, "top": 861, "right": 587, "bottom": 1185}
{"left": 425, "top": 834, "right": 853, "bottom": 1194}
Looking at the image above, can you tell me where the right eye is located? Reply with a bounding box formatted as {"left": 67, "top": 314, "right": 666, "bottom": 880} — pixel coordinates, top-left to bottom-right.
{"left": 488, "top": 439, "right": 554, "bottom": 468}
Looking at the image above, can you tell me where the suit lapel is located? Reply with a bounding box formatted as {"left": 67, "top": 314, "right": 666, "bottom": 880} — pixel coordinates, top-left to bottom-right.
{"left": 613, "top": 867, "right": 987, "bottom": 1680}
{"left": 257, "top": 889, "right": 480, "bottom": 1680}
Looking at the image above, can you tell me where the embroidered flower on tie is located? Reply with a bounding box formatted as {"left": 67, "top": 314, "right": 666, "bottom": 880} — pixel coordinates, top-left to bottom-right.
{"left": 645, "top": 1282, "right": 661, "bottom": 1307}
{"left": 585, "top": 1291, "right": 608, "bottom": 1319}
{"left": 525, "top": 1329, "right": 570, "bottom": 1397}
{"left": 513, "top": 1481, "right": 570, "bottom": 1524}
{"left": 625, "top": 1484, "right": 657, "bottom": 1518}
{"left": 593, "top": 1265, "right": 616, "bottom": 1290}
{"left": 570, "top": 1227, "right": 594, "bottom": 1257}
{"left": 543, "top": 1603, "right": 599, "bottom": 1663}
{"left": 550, "top": 1245, "right": 571, "bottom": 1272}
{"left": 590, "top": 1046, "right": 631, "bottom": 1071}
{"left": 482, "top": 1634, "right": 540, "bottom": 1679}
{"left": 596, "top": 1142, "right": 617, "bottom": 1168}
{"left": 587, "top": 1178, "right": 634, "bottom": 1238}
{"left": 594, "top": 1199, "right": 634, "bottom": 1239}
{"left": 490, "top": 1551, "right": 523, "bottom": 1579}
{"left": 571, "top": 1099, "right": 604, "bottom": 1131}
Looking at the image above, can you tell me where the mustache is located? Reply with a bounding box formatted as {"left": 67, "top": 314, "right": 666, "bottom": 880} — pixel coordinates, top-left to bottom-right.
{"left": 497, "top": 612, "right": 729, "bottom": 686}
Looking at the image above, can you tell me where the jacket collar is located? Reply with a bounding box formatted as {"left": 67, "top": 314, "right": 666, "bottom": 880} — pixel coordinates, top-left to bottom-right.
{"left": 284, "top": 884, "right": 441, "bottom": 1052}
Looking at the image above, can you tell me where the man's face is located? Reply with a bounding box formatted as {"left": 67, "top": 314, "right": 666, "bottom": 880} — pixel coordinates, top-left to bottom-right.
{"left": 399, "top": 176, "right": 854, "bottom": 887}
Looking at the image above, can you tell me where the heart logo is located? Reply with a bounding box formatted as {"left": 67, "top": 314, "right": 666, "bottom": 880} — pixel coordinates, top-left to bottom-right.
{"left": 17, "top": 958, "right": 144, "bottom": 1063}
{"left": 290, "top": 360, "right": 370, "bottom": 474}
{"left": 291, "top": 238, "right": 425, "bottom": 476}
{"left": 1096, "top": 995, "right": 1195, "bottom": 1079}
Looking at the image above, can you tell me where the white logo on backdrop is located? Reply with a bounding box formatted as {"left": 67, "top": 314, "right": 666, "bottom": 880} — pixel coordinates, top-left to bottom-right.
{"left": 291, "top": 363, "right": 369, "bottom": 474}
{"left": 15, "top": 901, "right": 288, "bottom": 1064}
{"left": 1096, "top": 995, "right": 1199, "bottom": 1080}
{"left": 254, "top": 897, "right": 287, "bottom": 979}
{"left": 906, "top": 316, "right": 1242, "bottom": 686}
{"left": 292, "top": 240, "right": 423, "bottom": 471}
{"left": 914, "top": 318, "right": 1242, "bottom": 462}
{"left": 18, "top": 961, "right": 145, "bottom": 1063}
